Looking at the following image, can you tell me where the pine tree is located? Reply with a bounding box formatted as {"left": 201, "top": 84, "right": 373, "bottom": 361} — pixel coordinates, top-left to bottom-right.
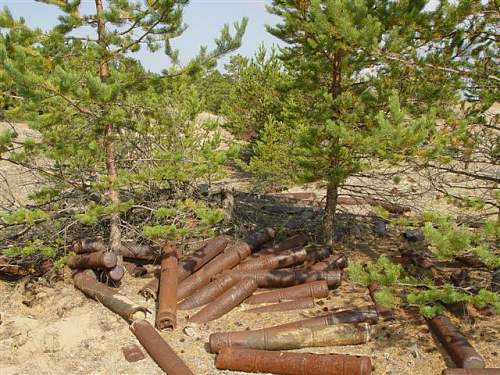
{"left": 258, "top": 0, "right": 492, "bottom": 245}
{"left": 0, "top": 1, "right": 247, "bottom": 254}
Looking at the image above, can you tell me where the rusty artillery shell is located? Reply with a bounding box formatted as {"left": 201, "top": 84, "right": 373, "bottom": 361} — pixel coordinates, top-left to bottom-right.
{"left": 442, "top": 370, "right": 500, "bottom": 375}
{"left": 177, "top": 241, "right": 252, "bottom": 300}
{"left": 118, "top": 241, "right": 160, "bottom": 262}
{"left": 246, "top": 280, "right": 329, "bottom": 304}
{"left": 130, "top": 319, "right": 194, "bottom": 375}
{"left": 209, "top": 322, "right": 370, "bottom": 353}
{"left": 223, "top": 269, "right": 342, "bottom": 289}
{"left": 156, "top": 244, "right": 178, "bottom": 330}
{"left": 107, "top": 265, "right": 125, "bottom": 282}
{"left": 73, "top": 270, "right": 148, "bottom": 322}
{"left": 245, "top": 297, "right": 315, "bottom": 313}
{"left": 427, "top": 314, "right": 485, "bottom": 369}
{"left": 178, "top": 273, "right": 239, "bottom": 310}
{"left": 368, "top": 282, "right": 395, "bottom": 321}
{"left": 124, "top": 262, "right": 147, "bottom": 277}
{"left": 257, "top": 233, "right": 309, "bottom": 256}
{"left": 244, "top": 227, "right": 276, "bottom": 251}
{"left": 310, "top": 252, "right": 348, "bottom": 271}
{"left": 71, "top": 238, "right": 108, "bottom": 254}
{"left": 67, "top": 251, "right": 117, "bottom": 270}
{"left": 264, "top": 306, "right": 379, "bottom": 330}
{"left": 138, "top": 236, "right": 229, "bottom": 300}
{"left": 215, "top": 347, "right": 372, "bottom": 375}
{"left": 188, "top": 277, "right": 257, "bottom": 324}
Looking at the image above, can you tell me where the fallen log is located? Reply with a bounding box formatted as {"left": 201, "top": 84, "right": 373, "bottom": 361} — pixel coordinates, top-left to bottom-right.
{"left": 215, "top": 347, "right": 372, "bottom": 375}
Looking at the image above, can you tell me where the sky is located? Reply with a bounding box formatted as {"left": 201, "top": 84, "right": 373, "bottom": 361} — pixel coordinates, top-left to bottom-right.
{"left": 0, "top": 0, "right": 283, "bottom": 72}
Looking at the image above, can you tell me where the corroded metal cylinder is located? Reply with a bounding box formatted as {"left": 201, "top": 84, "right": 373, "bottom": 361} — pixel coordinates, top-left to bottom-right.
{"left": 118, "top": 241, "right": 160, "bottom": 262}
{"left": 177, "top": 242, "right": 252, "bottom": 300}
{"left": 188, "top": 277, "right": 257, "bottom": 324}
{"left": 209, "top": 323, "right": 370, "bottom": 353}
{"left": 310, "top": 252, "right": 348, "bottom": 271}
{"left": 442, "top": 370, "right": 500, "bottom": 375}
{"left": 245, "top": 280, "right": 329, "bottom": 304}
{"left": 223, "top": 269, "right": 342, "bottom": 289}
{"left": 368, "top": 282, "right": 395, "bottom": 321}
{"left": 107, "top": 265, "right": 125, "bottom": 282}
{"left": 215, "top": 347, "right": 372, "bottom": 375}
{"left": 71, "top": 238, "right": 108, "bottom": 254}
{"left": 178, "top": 273, "right": 239, "bottom": 310}
{"left": 257, "top": 233, "right": 309, "bottom": 256}
{"left": 427, "top": 315, "right": 485, "bottom": 369}
{"left": 156, "top": 244, "right": 178, "bottom": 330}
{"left": 67, "top": 251, "right": 117, "bottom": 270}
{"left": 244, "top": 227, "right": 276, "bottom": 251}
{"left": 73, "top": 270, "right": 148, "bottom": 322}
{"left": 130, "top": 319, "right": 194, "bottom": 375}
{"left": 244, "top": 297, "right": 315, "bottom": 313}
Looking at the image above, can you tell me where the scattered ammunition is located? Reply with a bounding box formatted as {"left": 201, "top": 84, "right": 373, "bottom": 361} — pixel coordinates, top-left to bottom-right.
{"left": 138, "top": 278, "right": 159, "bottom": 300}
{"left": 71, "top": 238, "right": 108, "bottom": 254}
{"left": 156, "top": 244, "right": 178, "bottom": 330}
{"left": 188, "top": 277, "right": 257, "bottom": 324}
{"left": 178, "top": 273, "right": 239, "bottom": 310}
{"left": 73, "top": 270, "right": 148, "bottom": 322}
{"left": 257, "top": 233, "right": 309, "bottom": 256}
{"left": 177, "top": 242, "right": 252, "bottom": 300}
{"left": 246, "top": 280, "right": 329, "bottom": 304}
{"left": 310, "top": 252, "right": 348, "bottom": 271}
{"left": 67, "top": 251, "right": 117, "bottom": 270}
{"left": 427, "top": 314, "right": 485, "bottom": 369}
{"left": 118, "top": 241, "right": 160, "bottom": 262}
{"left": 123, "top": 262, "right": 147, "bottom": 277}
{"left": 130, "top": 319, "right": 194, "bottom": 375}
{"left": 121, "top": 344, "right": 145, "bottom": 363}
{"left": 442, "top": 370, "right": 500, "bottom": 375}
{"left": 223, "top": 269, "right": 342, "bottom": 289}
{"left": 209, "top": 322, "right": 370, "bottom": 353}
{"left": 107, "top": 265, "right": 125, "bottom": 282}
{"left": 244, "top": 297, "right": 315, "bottom": 313}
{"left": 244, "top": 227, "right": 276, "bottom": 251}
{"left": 368, "top": 282, "right": 395, "bottom": 321}
{"left": 235, "top": 246, "right": 308, "bottom": 271}
{"left": 271, "top": 306, "right": 379, "bottom": 330}
{"left": 215, "top": 347, "right": 372, "bottom": 375}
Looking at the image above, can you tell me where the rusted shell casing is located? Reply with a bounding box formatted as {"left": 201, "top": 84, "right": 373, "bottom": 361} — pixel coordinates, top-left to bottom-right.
{"left": 188, "top": 277, "right": 257, "bottom": 324}
{"left": 118, "top": 241, "right": 159, "bottom": 262}
{"left": 209, "top": 323, "right": 370, "bottom": 353}
{"left": 368, "top": 282, "right": 395, "bottom": 321}
{"left": 257, "top": 233, "right": 309, "bottom": 256}
{"left": 71, "top": 238, "right": 108, "bottom": 254}
{"left": 177, "top": 242, "right": 252, "bottom": 300}
{"left": 273, "top": 306, "right": 379, "bottom": 330}
{"left": 244, "top": 227, "right": 276, "bottom": 251}
{"left": 310, "top": 252, "right": 348, "bottom": 271}
{"left": 442, "top": 370, "right": 500, "bottom": 375}
{"left": 130, "top": 319, "right": 194, "bottom": 375}
{"left": 124, "top": 262, "right": 147, "bottom": 277}
{"left": 107, "top": 265, "right": 125, "bottom": 282}
{"left": 67, "top": 251, "right": 117, "bottom": 270}
{"left": 427, "top": 315, "right": 485, "bottom": 369}
{"left": 138, "top": 236, "right": 229, "bottom": 300}
{"left": 215, "top": 347, "right": 372, "bottom": 375}
{"left": 246, "top": 280, "right": 329, "bottom": 304}
{"left": 156, "top": 244, "right": 178, "bottom": 330}
{"left": 73, "top": 270, "right": 148, "bottom": 322}
{"left": 223, "top": 269, "right": 342, "bottom": 289}
{"left": 245, "top": 297, "right": 315, "bottom": 313}
{"left": 178, "top": 274, "right": 239, "bottom": 310}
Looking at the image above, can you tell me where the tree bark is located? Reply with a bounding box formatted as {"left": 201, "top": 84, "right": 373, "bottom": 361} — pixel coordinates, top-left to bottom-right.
{"left": 95, "top": 0, "right": 122, "bottom": 252}
{"left": 322, "top": 181, "right": 338, "bottom": 247}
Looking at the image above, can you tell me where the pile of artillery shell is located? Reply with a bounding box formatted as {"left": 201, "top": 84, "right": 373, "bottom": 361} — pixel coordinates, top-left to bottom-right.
{"left": 130, "top": 319, "right": 194, "bottom": 375}
{"left": 310, "top": 252, "right": 348, "bottom": 271}
{"left": 188, "top": 277, "right": 258, "bottom": 324}
{"left": 73, "top": 270, "right": 148, "bottom": 322}
{"left": 215, "top": 347, "right": 372, "bottom": 375}
{"left": 245, "top": 280, "right": 330, "bottom": 304}
{"left": 178, "top": 273, "right": 239, "bottom": 310}
{"left": 209, "top": 322, "right": 370, "bottom": 353}
{"left": 223, "top": 269, "right": 342, "bottom": 288}
{"left": 156, "top": 244, "right": 178, "bottom": 330}
{"left": 427, "top": 315, "right": 486, "bottom": 369}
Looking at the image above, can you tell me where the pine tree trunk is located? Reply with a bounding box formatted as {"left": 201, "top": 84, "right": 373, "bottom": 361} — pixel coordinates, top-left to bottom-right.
{"left": 95, "top": 0, "right": 122, "bottom": 253}
{"left": 322, "top": 181, "right": 338, "bottom": 247}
